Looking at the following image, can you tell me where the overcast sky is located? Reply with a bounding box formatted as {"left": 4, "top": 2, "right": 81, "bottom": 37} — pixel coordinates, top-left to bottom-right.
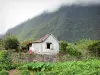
{"left": 0, "top": 0, "right": 100, "bottom": 34}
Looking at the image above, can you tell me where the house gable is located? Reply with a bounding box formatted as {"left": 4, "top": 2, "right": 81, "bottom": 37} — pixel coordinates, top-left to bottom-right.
{"left": 49, "top": 34, "right": 59, "bottom": 43}
{"left": 41, "top": 34, "right": 59, "bottom": 54}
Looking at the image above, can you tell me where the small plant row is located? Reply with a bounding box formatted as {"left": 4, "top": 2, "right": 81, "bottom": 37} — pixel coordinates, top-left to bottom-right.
{"left": 18, "top": 62, "right": 53, "bottom": 72}
{"left": 17, "top": 59, "right": 100, "bottom": 75}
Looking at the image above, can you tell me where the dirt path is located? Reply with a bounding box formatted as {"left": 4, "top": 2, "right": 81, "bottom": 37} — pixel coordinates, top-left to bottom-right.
{"left": 9, "top": 70, "right": 20, "bottom": 75}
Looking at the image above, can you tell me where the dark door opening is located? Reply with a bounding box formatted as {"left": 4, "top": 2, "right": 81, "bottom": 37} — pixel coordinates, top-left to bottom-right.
{"left": 47, "top": 43, "right": 51, "bottom": 49}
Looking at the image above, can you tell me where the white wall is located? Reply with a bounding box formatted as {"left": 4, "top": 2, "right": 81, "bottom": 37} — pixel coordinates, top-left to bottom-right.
{"left": 41, "top": 35, "right": 59, "bottom": 55}
{"left": 29, "top": 43, "right": 42, "bottom": 54}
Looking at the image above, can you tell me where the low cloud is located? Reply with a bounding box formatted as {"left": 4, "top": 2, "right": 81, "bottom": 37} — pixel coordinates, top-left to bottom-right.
{"left": 0, "top": 0, "right": 100, "bottom": 34}
{"left": 43, "top": 0, "right": 100, "bottom": 12}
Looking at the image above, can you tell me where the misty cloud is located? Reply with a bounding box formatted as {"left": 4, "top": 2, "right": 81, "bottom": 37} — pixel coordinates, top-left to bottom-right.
{"left": 39, "top": 0, "right": 100, "bottom": 12}
{"left": 0, "top": 0, "right": 100, "bottom": 34}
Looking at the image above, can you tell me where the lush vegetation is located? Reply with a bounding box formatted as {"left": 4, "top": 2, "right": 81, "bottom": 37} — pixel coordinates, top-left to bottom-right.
{"left": 18, "top": 62, "right": 53, "bottom": 72}
{"left": 50, "top": 59, "right": 100, "bottom": 75}
{"left": 0, "top": 39, "right": 4, "bottom": 50}
{"left": 6, "top": 5, "right": 100, "bottom": 42}
{"left": 66, "top": 44, "right": 82, "bottom": 57}
{"left": 21, "top": 70, "right": 30, "bottom": 75}
{"left": 7, "top": 59, "right": 100, "bottom": 75}
{"left": 0, "top": 51, "right": 100, "bottom": 75}
{"left": 59, "top": 39, "right": 100, "bottom": 58}
{"left": 3, "top": 34, "right": 19, "bottom": 51}
{"left": 59, "top": 41, "right": 68, "bottom": 52}
{"left": 0, "top": 50, "right": 15, "bottom": 71}
{"left": 88, "top": 40, "right": 100, "bottom": 57}
{"left": 0, "top": 69, "right": 8, "bottom": 75}
{"left": 0, "top": 36, "right": 100, "bottom": 75}
{"left": 0, "top": 50, "right": 15, "bottom": 75}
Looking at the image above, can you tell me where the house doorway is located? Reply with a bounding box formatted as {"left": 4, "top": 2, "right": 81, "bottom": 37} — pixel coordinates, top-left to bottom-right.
{"left": 47, "top": 43, "right": 51, "bottom": 49}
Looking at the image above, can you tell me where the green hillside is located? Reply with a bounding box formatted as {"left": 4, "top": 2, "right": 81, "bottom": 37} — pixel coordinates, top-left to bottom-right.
{"left": 7, "top": 5, "right": 100, "bottom": 42}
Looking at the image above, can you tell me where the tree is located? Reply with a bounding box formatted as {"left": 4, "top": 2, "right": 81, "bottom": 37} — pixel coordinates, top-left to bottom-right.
{"left": 59, "top": 41, "right": 68, "bottom": 52}
{"left": 3, "top": 34, "right": 19, "bottom": 51}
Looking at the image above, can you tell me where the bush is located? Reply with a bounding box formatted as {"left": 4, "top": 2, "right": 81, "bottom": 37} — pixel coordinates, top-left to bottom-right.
{"left": 3, "top": 34, "right": 19, "bottom": 51}
{"left": 21, "top": 70, "right": 30, "bottom": 75}
{"left": 66, "top": 44, "right": 82, "bottom": 57}
{"left": 0, "top": 69, "right": 8, "bottom": 75}
{"left": 88, "top": 40, "right": 100, "bottom": 57}
{"left": 0, "top": 50, "right": 11, "bottom": 64}
{"left": 59, "top": 41, "right": 68, "bottom": 52}
{"left": 0, "top": 50, "right": 15, "bottom": 70}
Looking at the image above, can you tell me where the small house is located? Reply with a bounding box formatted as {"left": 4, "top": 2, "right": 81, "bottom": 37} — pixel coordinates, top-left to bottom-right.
{"left": 29, "top": 34, "right": 59, "bottom": 55}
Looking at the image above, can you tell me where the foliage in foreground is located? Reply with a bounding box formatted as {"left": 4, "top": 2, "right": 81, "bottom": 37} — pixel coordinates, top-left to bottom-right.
{"left": 0, "top": 50, "right": 15, "bottom": 70}
{"left": 20, "top": 70, "right": 30, "bottom": 75}
{"left": 18, "top": 62, "right": 53, "bottom": 72}
{"left": 51, "top": 59, "right": 100, "bottom": 75}
{"left": 16, "top": 59, "right": 100, "bottom": 75}
{"left": 0, "top": 69, "right": 8, "bottom": 75}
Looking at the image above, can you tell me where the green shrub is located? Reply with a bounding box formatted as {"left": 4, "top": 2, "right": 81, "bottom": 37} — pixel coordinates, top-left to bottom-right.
{"left": 18, "top": 65, "right": 28, "bottom": 70}
{"left": 21, "top": 70, "right": 30, "bottom": 75}
{"left": 88, "top": 40, "right": 100, "bottom": 57}
{"left": 0, "top": 39, "right": 4, "bottom": 50}
{"left": 0, "top": 50, "right": 14, "bottom": 70}
{"left": 0, "top": 69, "right": 8, "bottom": 75}
{"left": 66, "top": 44, "right": 82, "bottom": 57}
{"left": 59, "top": 41, "right": 68, "bottom": 52}
{"left": 3, "top": 34, "right": 19, "bottom": 51}
{"left": 0, "top": 50, "right": 11, "bottom": 64}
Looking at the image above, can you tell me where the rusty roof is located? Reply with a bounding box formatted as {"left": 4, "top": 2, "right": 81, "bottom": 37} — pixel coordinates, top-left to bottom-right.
{"left": 33, "top": 34, "right": 50, "bottom": 43}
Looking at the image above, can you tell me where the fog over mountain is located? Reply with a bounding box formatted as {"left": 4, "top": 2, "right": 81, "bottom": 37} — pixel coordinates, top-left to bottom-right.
{"left": 1, "top": 0, "right": 100, "bottom": 34}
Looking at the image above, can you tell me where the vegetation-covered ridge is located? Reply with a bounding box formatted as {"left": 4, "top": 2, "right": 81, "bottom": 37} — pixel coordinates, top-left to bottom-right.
{"left": 6, "top": 5, "right": 100, "bottom": 42}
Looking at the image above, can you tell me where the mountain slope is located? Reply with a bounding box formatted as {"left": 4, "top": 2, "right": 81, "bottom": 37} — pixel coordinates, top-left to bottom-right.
{"left": 7, "top": 5, "right": 100, "bottom": 42}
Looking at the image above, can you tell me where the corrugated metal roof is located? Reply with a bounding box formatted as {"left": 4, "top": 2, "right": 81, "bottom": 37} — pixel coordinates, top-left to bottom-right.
{"left": 39, "top": 34, "right": 50, "bottom": 42}
{"left": 33, "top": 34, "right": 50, "bottom": 43}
